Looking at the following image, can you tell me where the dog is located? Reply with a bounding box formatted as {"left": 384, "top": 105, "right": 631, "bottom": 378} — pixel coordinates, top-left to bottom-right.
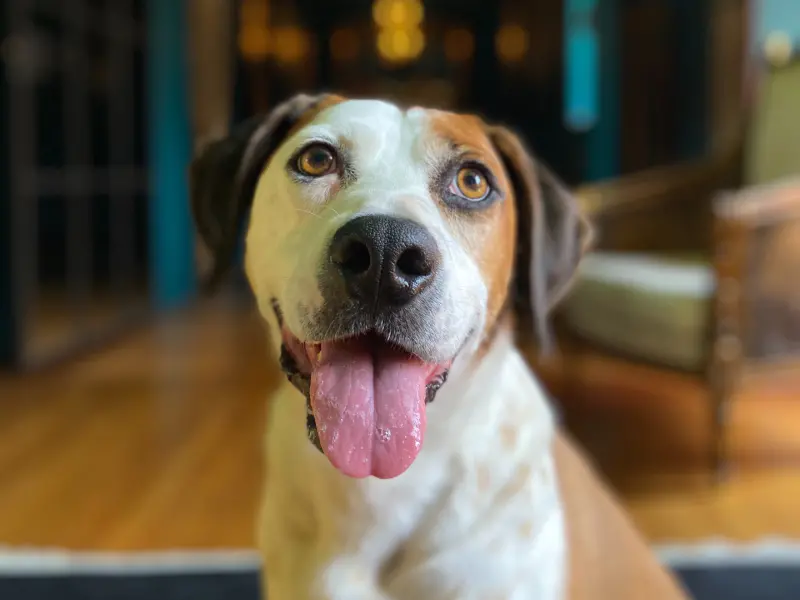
{"left": 190, "top": 93, "right": 688, "bottom": 600}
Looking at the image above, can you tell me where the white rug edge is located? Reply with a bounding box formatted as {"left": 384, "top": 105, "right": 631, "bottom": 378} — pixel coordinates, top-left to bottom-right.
{"left": 0, "top": 547, "right": 261, "bottom": 576}
{"left": 657, "top": 538, "right": 800, "bottom": 568}
{"left": 1, "top": 540, "right": 800, "bottom": 576}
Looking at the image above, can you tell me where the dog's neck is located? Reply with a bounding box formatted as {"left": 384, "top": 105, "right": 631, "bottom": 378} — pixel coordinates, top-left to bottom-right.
{"left": 419, "top": 319, "right": 556, "bottom": 461}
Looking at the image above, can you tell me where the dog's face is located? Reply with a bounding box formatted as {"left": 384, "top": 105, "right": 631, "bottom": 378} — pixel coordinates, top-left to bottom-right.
{"left": 191, "top": 94, "right": 591, "bottom": 480}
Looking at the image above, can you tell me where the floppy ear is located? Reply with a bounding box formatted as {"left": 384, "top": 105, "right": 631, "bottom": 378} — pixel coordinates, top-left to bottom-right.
{"left": 190, "top": 93, "right": 332, "bottom": 290}
{"left": 487, "top": 126, "right": 594, "bottom": 352}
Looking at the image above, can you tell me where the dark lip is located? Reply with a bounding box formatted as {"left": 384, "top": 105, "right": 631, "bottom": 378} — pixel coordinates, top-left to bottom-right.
{"left": 278, "top": 343, "right": 321, "bottom": 452}
{"left": 271, "top": 298, "right": 451, "bottom": 454}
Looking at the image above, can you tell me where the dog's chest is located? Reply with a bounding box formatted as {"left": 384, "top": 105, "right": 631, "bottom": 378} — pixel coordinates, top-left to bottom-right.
{"left": 262, "top": 346, "right": 567, "bottom": 599}
{"left": 377, "top": 451, "right": 566, "bottom": 600}
{"left": 274, "top": 434, "right": 565, "bottom": 600}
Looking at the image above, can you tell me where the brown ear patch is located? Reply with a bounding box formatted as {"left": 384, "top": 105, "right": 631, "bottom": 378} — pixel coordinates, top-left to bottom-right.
{"left": 486, "top": 125, "right": 593, "bottom": 352}
{"left": 425, "top": 111, "right": 518, "bottom": 340}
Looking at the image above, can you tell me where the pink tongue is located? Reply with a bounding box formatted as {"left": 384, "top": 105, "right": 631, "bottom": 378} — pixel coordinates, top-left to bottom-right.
{"left": 310, "top": 337, "right": 431, "bottom": 479}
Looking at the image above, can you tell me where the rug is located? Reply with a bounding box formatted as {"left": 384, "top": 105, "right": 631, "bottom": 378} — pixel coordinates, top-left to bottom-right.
{"left": 1, "top": 542, "right": 799, "bottom": 599}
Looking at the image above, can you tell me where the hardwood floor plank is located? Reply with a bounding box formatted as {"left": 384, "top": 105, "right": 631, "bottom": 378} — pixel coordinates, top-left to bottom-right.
{"left": 1, "top": 300, "right": 799, "bottom": 551}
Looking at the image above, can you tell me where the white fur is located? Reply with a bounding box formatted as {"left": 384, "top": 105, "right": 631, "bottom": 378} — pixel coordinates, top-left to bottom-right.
{"left": 246, "top": 100, "right": 567, "bottom": 599}
{"left": 245, "top": 100, "right": 485, "bottom": 362}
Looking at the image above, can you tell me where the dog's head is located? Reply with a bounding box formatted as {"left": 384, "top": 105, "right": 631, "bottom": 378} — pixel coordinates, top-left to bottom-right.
{"left": 191, "top": 93, "right": 591, "bottom": 480}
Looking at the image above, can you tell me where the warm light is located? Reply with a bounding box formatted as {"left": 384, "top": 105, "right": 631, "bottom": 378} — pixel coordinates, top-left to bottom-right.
{"left": 373, "top": 0, "right": 424, "bottom": 28}
{"left": 372, "top": 0, "right": 387, "bottom": 26}
{"left": 373, "top": 0, "right": 425, "bottom": 65}
{"left": 331, "top": 28, "right": 360, "bottom": 62}
{"left": 388, "top": 2, "right": 408, "bottom": 26}
{"left": 239, "top": 27, "right": 271, "bottom": 61}
{"left": 377, "top": 27, "right": 425, "bottom": 63}
{"left": 272, "top": 27, "right": 310, "bottom": 65}
{"left": 238, "top": 0, "right": 270, "bottom": 62}
{"left": 240, "top": 0, "right": 268, "bottom": 23}
{"left": 496, "top": 24, "right": 529, "bottom": 63}
{"left": 444, "top": 27, "right": 474, "bottom": 63}
{"left": 408, "top": 1, "right": 424, "bottom": 26}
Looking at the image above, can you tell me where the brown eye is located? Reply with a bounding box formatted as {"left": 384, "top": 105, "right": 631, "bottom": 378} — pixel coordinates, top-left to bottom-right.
{"left": 452, "top": 166, "right": 490, "bottom": 201}
{"left": 296, "top": 144, "right": 336, "bottom": 177}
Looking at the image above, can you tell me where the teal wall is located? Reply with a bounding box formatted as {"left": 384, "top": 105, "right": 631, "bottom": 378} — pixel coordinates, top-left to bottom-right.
{"left": 147, "top": 0, "right": 196, "bottom": 310}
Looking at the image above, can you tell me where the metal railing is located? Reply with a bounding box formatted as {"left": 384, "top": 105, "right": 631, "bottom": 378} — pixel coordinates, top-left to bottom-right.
{"left": 3, "top": 0, "right": 149, "bottom": 369}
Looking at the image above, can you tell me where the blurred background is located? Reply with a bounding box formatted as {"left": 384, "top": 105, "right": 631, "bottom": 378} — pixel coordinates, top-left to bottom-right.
{"left": 1, "top": 0, "right": 800, "bottom": 565}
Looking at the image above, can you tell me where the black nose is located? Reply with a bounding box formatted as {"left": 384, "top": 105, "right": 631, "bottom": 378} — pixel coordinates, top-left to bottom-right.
{"left": 329, "top": 215, "right": 441, "bottom": 307}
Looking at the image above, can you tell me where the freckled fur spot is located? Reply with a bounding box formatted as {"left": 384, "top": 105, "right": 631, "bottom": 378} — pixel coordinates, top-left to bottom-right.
{"left": 519, "top": 520, "right": 535, "bottom": 538}
{"left": 500, "top": 422, "right": 518, "bottom": 449}
{"left": 476, "top": 464, "right": 492, "bottom": 491}
{"left": 499, "top": 463, "right": 532, "bottom": 500}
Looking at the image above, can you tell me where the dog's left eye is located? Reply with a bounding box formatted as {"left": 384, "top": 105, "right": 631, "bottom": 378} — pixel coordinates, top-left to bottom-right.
{"left": 449, "top": 166, "right": 491, "bottom": 202}
{"left": 295, "top": 144, "right": 337, "bottom": 177}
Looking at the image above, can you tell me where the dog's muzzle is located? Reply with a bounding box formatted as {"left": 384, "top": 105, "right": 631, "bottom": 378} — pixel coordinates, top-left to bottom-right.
{"left": 272, "top": 216, "right": 458, "bottom": 478}
{"left": 329, "top": 214, "right": 442, "bottom": 310}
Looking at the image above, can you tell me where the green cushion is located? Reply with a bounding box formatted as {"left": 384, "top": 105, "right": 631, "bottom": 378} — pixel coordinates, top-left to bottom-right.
{"left": 746, "top": 61, "right": 800, "bottom": 185}
{"left": 562, "top": 252, "right": 715, "bottom": 370}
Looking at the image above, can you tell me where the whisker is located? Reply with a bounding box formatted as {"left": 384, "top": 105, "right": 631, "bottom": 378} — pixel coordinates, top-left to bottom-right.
{"left": 295, "top": 208, "right": 323, "bottom": 220}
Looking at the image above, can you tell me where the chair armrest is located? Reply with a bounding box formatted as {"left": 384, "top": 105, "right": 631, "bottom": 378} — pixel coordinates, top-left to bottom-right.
{"left": 573, "top": 145, "right": 741, "bottom": 253}
{"left": 711, "top": 177, "right": 800, "bottom": 368}
{"left": 714, "top": 177, "right": 800, "bottom": 226}
{"left": 575, "top": 145, "right": 740, "bottom": 219}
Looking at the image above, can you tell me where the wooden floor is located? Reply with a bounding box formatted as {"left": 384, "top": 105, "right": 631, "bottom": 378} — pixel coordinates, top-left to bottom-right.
{"left": 1, "top": 298, "right": 800, "bottom": 551}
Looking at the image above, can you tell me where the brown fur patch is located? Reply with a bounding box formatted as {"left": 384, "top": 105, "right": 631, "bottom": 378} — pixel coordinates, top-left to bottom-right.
{"left": 287, "top": 94, "right": 347, "bottom": 136}
{"left": 500, "top": 422, "right": 518, "bottom": 449}
{"left": 425, "top": 110, "right": 519, "bottom": 345}
{"left": 476, "top": 464, "right": 492, "bottom": 491}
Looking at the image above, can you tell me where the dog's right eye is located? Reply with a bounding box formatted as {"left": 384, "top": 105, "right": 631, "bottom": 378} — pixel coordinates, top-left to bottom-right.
{"left": 295, "top": 144, "right": 337, "bottom": 177}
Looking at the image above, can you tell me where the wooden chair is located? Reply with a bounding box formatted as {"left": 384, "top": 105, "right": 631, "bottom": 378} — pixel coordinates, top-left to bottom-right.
{"left": 548, "top": 142, "right": 800, "bottom": 477}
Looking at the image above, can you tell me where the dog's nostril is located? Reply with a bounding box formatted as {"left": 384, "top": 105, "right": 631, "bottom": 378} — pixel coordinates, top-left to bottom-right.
{"left": 330, "top": 216, "right": 440, "bottom": 306}
{"left": 396, "top": 247, "right": 432, "bottom": 278}
{"left": 336, "top": 239, "right": 371, "bottom": 275}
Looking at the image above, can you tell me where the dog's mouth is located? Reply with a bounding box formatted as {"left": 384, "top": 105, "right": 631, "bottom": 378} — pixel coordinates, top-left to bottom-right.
{"left": 274, "top": 303, "right": 451, "bottom": 480}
